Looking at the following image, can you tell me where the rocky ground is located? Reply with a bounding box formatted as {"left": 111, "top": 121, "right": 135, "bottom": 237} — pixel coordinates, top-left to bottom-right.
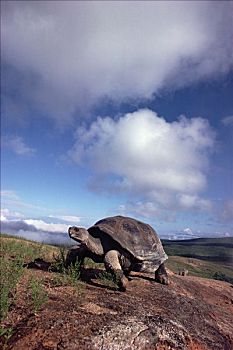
{"left": 1, "top": 266, "right": 233, "bottom": 350}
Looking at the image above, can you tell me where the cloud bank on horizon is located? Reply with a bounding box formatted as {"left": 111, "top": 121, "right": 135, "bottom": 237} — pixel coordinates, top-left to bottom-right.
{"left": 1, "top": 206, "right": 230, "bottom": 243}
{"left": 1, "top": 1, "right": 233, "bottom": 240}
{"left": 2, "top": 1, "right": 233, "bottom": 122}
{"left": 0, "top": 207, "right": 77, "bottom": 245}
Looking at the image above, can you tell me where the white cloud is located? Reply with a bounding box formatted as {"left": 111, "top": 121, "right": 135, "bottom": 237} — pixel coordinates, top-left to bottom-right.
{"left": 222, "top": 115, "right": 233, "bottom": 127}
{"left": 1, "top": 192, "right": 84, "bottom": 233}
{"left": 3, "top": 135, "right": 36, "bottom": 156}
{"left": 118, "top": 201, "right": 176, "bottom": 222}
{"left": 24, "top": 219, "right": 69, "bottom": 233}
{"left": 0, "top": 214, "right": 69, "bottom": 235}
{"left": 48, "top": 215, "right": 81, "bottom": 223}
{"left": 69, "top": 109, "right": 215, "bottom": 212}
{"left": 178, "top": 194, "right": 212, "bottom": 212}
{"left": 0, "top": 208, "right": 25, "bottom": 221}
{"left": 2, "top": 1, "right": 233, "bottom": 121}
{"left": 165, "top": 227, "right": 198, "bottom": 240}
{"left": 119, "top": 202, "right": 162, "bottom": 218}
{"left": 0, "top": 206, "right": 85, "bottom": 244}
{"left": 220, "top": 200, "right": 233, "bottom": 222}
{"left": 0, "top": 216, "right": 72, "bottom": 245}
{"left": 183, "top": 227, "right": 193, "bottom": 235}
{"left": 224, "top": 232, "right": 231, "bottom": 237}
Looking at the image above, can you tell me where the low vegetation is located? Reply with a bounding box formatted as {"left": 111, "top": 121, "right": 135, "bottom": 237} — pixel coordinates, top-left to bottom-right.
{"left": 0, "top": 234, "right": 83, "bottom": 347}
{"left": 163, "top": 237, "right": 233, "bottom": 283}
{"left": 28, "top": 276, "right": 48, "bottom": 314}
{"left": 50, "top": 247, "right": 84, "bottom": 292}
{"left": 98, "top": 271, "right": 118, "bottom": 289}
{"left": 0, "top": 256, "right": 24, "bottom": 320}
{"left": 163, "top": 237, "right": 233, "bottom": 264}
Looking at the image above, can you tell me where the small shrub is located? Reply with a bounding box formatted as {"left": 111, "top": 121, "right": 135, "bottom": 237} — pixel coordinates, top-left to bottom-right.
{"left": 49, "top": 274, "right": 64, "bottom": 287}
{"left": 213, "top": 272, "right": 232, "bottom": 283}
{"left": 0, "top": 326, "right": 14, "bottom": 350}
{"left": 64, "top": 262, "right": 85, "bottom": 300}
{"left": 99, "top": 271, "right": 118, "bottom": 288}
{"left": 85, "top": 258, "right": 103, "bottom": 269}
{"left": 50, "top": 261, "right": 81, "bottom": 287}
{"left": 0, "top": 257, "right": 24, "bottom": 320}
{"left": 65, "top": 261, "right": 81, "bottom": 284}
{"left": 50, "top": 246, "right": 68, "bottom": 273}
{"left": 50, "top": 246, "right": 82, "bottom": 286}
{"left": 28, "top": 277, "right": 48, "bottom": 314}
{"left": 49, "top": 259, "right": 84, "bottom": 301}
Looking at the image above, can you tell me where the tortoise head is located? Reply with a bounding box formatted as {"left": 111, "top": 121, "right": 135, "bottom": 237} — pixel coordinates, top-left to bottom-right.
{"left": 68, "top": 226, "right": 89, "bottom": 244}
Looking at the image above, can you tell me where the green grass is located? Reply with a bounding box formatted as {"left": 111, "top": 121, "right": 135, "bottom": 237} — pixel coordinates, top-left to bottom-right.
{"left": 0, "top": 234, "right": 84, "bottom": 322}
{"left": 166, "top": 256, "right": 233, "bottom": 281}
{"left": 0, "top": 326, "right": 14, "bottom": 350}
{"left": 0, "top": 236, "right": 37, "bottom": 321}
{"left": 162, "top": 237, "right": 233, "bottom": 263}
{"left": 28, "top": 276, "right": 48, "bottom": 314}
{"left": 0, "top": 256, "right": 24, "bottom": 320}
{"left": 0, "top": 233, "right": 55, "bottom": 263}
{"left": 163, "top": 237, "right": 233, "bottom": 283}
{"left": 98, "top": 271, "right": 118, "bottom": 289}
{"left": 51, "top": 246, "right": 81, "bottom": 279}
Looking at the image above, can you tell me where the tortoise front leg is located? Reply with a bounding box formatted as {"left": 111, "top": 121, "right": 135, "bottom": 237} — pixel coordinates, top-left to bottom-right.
{"left": 154, "top": 263, "right": 169, "bottom": 285}
{"left": 104, "top": 250, "right": 128, "bottom": 291}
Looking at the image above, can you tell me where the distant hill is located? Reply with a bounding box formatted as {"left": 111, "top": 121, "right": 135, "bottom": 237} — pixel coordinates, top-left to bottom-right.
{"left": 162, "top": 237, "right": 233, "bottom": 284}
{"left": 162, "top": 237, "right": 233, "bottom": 264}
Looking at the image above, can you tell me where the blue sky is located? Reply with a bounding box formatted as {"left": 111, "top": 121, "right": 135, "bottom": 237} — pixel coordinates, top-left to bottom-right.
{"left": 1, "top": 1, "right": 233, "bottom": 243}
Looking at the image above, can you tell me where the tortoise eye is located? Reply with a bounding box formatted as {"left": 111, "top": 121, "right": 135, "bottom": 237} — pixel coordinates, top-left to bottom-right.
{"left": 68, "top": 227, "right": 77, "bottom": 234}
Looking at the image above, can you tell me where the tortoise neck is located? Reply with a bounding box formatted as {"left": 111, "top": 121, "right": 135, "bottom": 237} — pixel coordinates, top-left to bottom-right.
{"left": 86, "top": 234, "right": 104, "bottom": 256}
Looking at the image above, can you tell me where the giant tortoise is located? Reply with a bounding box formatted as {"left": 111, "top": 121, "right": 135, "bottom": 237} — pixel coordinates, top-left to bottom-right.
{"left": 66, "top": 215, "right": 168, "bottom": 291}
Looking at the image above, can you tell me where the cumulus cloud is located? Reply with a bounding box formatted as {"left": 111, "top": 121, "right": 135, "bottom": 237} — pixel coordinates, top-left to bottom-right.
{"left": 2, "top": 135, "right": 36, "bottom": 156}
{"left": 177, "top": 194, "right": 212, "bottom": 211}
{"left": 222, "top": 115, "right": 233, "bottom": 127}
{"left": 220, "top": 200, "right": 233, "bottom": 222}
{"left": 118, "top": 201, "right": 176, "bottom": 222}
{"left": 167, "top": 228, "right": 200, "bottom": 240}
{"left": 0, "top": 208, "right": 25, "bottom": 221}
{"left": 48, "top": 215, "right": 81, "bottom": 224}
{"left": 2, "top": 1, "right": 233, "bottom": 122}
{"left": 69, "top": 109, "right": 215, "bottom": 212}
{"left": 23, "top": 219, "right": 69, "bottom": 233}
{"left": 183, "top": 228, "right": 193, "bottom": 235}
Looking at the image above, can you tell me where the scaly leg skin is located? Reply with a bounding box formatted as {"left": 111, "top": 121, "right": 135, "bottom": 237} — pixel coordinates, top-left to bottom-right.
{"left": 104, "top": 250, "right": 128, "bottom": 291}
{"left": 154, "top": 263, "right": 169, "bottom": 285}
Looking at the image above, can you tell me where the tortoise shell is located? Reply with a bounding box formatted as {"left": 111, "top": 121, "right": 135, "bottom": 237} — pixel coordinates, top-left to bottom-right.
{"left": 88, "top": 215, "right": 167, "bottom": 263}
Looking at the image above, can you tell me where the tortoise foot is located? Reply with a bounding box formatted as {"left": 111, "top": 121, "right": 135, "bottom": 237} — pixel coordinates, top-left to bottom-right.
{"left": 155, "top": 273, "right": 169, "bottom": 285}
{"left": 155, "top": 263, "right": 169, "bottom": 285}
{"left": 115, "top": 271, "right": 128, "bottom": 292}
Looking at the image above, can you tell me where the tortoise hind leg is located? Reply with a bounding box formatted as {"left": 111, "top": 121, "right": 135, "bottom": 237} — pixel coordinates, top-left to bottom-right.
{"left": 104, "top": 250, "right": 128, "bottom": 291}
{"left": 154, "top": 263, "right": 169, "bottom": 285}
